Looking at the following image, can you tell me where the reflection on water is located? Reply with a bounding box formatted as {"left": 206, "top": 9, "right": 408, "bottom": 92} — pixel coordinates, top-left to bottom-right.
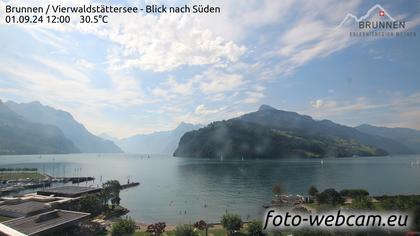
{"left": 0, "top": 154, "right": 419, "bottom": 223}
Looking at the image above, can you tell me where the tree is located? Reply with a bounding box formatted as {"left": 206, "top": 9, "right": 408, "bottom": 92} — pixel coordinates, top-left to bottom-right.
{"left": 316, "top": 188, "right": 343, "bottom": 206}
{"left": 340, "top": 189, "right": 369, "bottom": 198}
{"left": 221, "top": 213, "right": 242, "bottom": 236}
{"left": 272, "top": 183, "right": 284, "bottom": 196}
{"left": 146, "top": 222, "right": 166, "bottom": 236}
{"left": 79, "top": 195, "right": 103, "bottom": 216}
{"left": 246, "top": 220, "right": 265, "bottom": 236}
{"left": 103, "top": 180, "right": 121, "bottom": 209}
{"left": 194, "top": 220, "right": 208, "bottom": 236}
{"left": 351, "top": 196, "right": 373, "bottom": 210}
{"left": 110, "top": 217, "right": 136, "bottom": 236}
{"left": 308, "top": 186, "right": 318, "bottom": 197}
{"left": 174, "top": 224, "right": 199, "bottom": 236}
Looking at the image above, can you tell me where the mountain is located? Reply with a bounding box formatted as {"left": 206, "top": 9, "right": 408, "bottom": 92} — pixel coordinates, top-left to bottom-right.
{"left": 117, "top": 122, "right": 202, "bottom": 154}
{"left": 0, "top": 100, "right": 79, "bottom": 155}
{"left": 99, "top": 133, "right": 118, "bottom": 143}
{"left": 174, "top": 105, "right": 412, "bottom": 159}
{"left": 356, "top": 124, "right": 420, "bottom": 153}
{"left": 238, "top": 105, "right": 413, "bottom": 155}
{"left": 5, "top": 101, "right": 122, "bottom": 153}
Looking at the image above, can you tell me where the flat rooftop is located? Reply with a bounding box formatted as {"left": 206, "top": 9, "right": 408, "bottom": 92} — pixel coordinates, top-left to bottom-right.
{"left": 0, "top": 201, "right": 50, "bottom": 218}
{"left": 37, "top": 186, "right": 100, "bottom": 198}
{"left": 1, "top": 210, "right": 90, "bottom": 235}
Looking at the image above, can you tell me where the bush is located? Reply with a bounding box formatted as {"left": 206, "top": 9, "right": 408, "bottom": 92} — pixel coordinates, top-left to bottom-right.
{"left": 246, "top": 220, "right": 265, "bottom": 236}
{"left": 316, "top": 188, "right": 343, "bottom": 206}
{"left": 193, "top": 220, "right": 208, "bottom": 230}
{"left": 308, "top": 186, "right": 318, "bottom": 197}
{"left": 111, "top": 217, "right": 136, "bottom": 236}
{"left": 221, "top": 213, "right": 242, "bottom": 236}
{"left": 146, "top": 222, "right": 166, "bottom": 236}
{"left": 194, "top": 220, "right": 208, "bottom": 236}
{"left": 340, "top": 189, "right": 369, "bottom": 198}
{"left": 174, "top": 224, "right": 199, "bottom": 236}
{"left": 351, "top": 196, "right": 373, "bottom": 210}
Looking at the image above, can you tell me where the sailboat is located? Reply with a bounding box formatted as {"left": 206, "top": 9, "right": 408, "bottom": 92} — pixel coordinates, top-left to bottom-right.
{"left": 241, "top": 156, "right": 244, "bottom": 161}
{"left": 220, "top": 154, "right": 224, "bottom": 161}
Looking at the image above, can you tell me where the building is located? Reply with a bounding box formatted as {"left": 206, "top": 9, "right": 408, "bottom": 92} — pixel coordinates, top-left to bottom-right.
{"left": 0, "top": 209, "right": 90, "bottom": 236}
{"left": 0, "top": 200, "right": 51, "bottom": 218}
{"left": 37, "top": 186, "right": 101, "bottom": 198}
{"left": 0, "top": 186, "right": 101, "bottom": 235}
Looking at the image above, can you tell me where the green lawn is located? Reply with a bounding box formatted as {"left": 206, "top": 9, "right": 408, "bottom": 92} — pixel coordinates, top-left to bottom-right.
{"left": 0, "top": 171, "right": 46, "bottom": 181}
{"left": 305, "top": 203, "right": 340, "bottom": 212}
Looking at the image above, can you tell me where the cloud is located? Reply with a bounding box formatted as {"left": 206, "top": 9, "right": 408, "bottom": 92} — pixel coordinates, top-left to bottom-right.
{"left": 164, "top": 76, "right": 194, "bottom": 96}
{"left": 2, "top": 0, "right": 419, "bottom": 136}
{"left": 195, "top": 69, "right": 247, "bottom": 94}
{"left": 306, "top": 93, "right": 420, "bottom": 130}
{"left": 254, "top": 0, "right": 419, "bottom": 77}
{"left": 0, "top": 1, "right": 247, "bottom": 73}
{"left": 0, "top": 56, "right": 148, "bottom": 136}
{"left": 151, "top": 76, "right": 195, "bottom": 102}
{"left": 176, "top": 105, "right": 247, "bottom": 126}
{"left": 151, "top": 68, "right": 248, "bottom": 103}
{"left": 96, "top": 13, "right": 247, "bottom": 72}
{"left": 199, "top": 0, "right": 295, "bottom": 40}
{"left": 273, "top": 18, "right": 353, "bottom": 75}
{"left": 242, "top": 85, "right": 265, "bottom": 104}
{"left": 194, "top": 104, "right": 224, "bottom": 115}
{"left": 309, "top": 97, "right": 386, "bottom": 114}
{"left": 75, "top": 59, "right": 95, "bottom": 70}
{"left": 310, "top": 99, "right": 337, "bottom": 109}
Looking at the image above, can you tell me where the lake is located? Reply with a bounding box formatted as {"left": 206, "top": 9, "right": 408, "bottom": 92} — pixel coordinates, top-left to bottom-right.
{"left": 0, "top": 154, "right": 420, "bottom": 224}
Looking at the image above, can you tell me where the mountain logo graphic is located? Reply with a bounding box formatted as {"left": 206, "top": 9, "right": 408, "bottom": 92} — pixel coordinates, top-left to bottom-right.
{"left": 337, "top": 4, "right": 405, "bottom": 30}
{"left": 338, "top": 4, "right": 396, "bottom": 27}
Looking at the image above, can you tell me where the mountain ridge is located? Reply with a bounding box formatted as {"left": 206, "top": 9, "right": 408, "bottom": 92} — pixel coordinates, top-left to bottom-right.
{"left": 174, "top": 105, "right": 413, "bottom": 159}
{"left": 6, "top": 101, "right": 123, "bottom": 153}
{"left": 117, "top": 122, "right": 203, "bottom": 154}
{"left": 0, "top": 100, "right": 79, "bottom": 155}
{"left": 356, "top": 124, "right": 420, "bottom": 153}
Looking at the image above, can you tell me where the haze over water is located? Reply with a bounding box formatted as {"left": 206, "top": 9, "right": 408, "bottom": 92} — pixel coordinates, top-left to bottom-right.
{"left": 1, "top": 154, "right": 420, "bottom": 224}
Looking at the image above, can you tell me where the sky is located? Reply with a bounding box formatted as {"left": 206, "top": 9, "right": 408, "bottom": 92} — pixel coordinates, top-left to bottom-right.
{"left": 0, "top": 0, "right": 419, "bottom": 138}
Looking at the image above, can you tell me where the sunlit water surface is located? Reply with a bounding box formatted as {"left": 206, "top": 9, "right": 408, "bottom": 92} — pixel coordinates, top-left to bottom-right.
{"left": 1, "top": 154, "right": 419, "bottom": 223}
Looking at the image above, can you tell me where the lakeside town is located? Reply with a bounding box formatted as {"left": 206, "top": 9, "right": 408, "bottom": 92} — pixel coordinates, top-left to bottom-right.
{"left": 0, "top": 168, "right": 419, "bottom": 236}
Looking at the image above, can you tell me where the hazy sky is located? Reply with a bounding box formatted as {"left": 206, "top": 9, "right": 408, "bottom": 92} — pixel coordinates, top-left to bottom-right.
{"left": 1, "top": 0, "right": 419, "bottom": 138}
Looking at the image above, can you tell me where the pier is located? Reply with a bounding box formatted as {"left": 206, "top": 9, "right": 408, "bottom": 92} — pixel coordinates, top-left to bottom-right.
{"left": 121, "top": 182, "right": 140, "bottom": 190}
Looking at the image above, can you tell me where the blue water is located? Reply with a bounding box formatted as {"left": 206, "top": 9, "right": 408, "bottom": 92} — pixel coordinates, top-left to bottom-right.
{"left": 0, "top": 154, "right": 419, "bottom": 224}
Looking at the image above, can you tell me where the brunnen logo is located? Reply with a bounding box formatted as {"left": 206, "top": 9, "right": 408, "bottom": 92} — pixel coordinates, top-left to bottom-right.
{"left": 338, "top": 4, "right": 416, "bottom": 38}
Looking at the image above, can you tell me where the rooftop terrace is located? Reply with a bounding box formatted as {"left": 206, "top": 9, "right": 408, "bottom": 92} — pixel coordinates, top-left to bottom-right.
{"left": 0, "top": 201, "right": 50, "bottom": 218}
{"left": 37, "top": 186, "right": 100, "bottom": 198}
{"left": 0, "top": 209, "right": 90, "bottom": 235}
